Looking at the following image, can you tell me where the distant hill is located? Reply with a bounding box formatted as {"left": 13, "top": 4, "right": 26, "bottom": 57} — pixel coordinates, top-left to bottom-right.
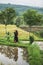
{"left": 0, "top": 3, "right": 43, "bottom": 15}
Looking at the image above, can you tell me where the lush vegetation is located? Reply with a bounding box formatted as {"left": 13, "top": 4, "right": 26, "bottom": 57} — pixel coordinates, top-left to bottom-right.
{"left": 0, "top": 7, "right": 43, "bottom": 65}
{"left": 0, "top": 38, "right": 42, "bottom": 65}
{"left": 40, "top": 50, "right": 43, "bottom": 65}
{"left": 27, "top": 44, "right": 41, "bottom": 65}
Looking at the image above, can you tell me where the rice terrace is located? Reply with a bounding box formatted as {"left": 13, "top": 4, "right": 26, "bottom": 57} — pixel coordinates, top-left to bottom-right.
{"left": 0, "top": 1, "right": 43, "bottom": 65}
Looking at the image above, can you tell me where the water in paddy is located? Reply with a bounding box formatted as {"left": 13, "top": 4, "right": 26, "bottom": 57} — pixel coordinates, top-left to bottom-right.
{"left": 0, "top": 45, "right": 29, "bottom": 65}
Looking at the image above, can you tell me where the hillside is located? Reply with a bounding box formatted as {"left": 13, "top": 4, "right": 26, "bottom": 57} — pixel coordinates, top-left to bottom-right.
{"left": 0, "top": 3, "right": 43, "bottom": 15}
{"left": 0, "top": 24, "right": 40, "bottom": 40}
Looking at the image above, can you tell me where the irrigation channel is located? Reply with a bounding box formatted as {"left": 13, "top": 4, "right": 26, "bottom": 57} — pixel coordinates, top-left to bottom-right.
{"left": 0, "top": 45, "right": 29, "bottom": 65}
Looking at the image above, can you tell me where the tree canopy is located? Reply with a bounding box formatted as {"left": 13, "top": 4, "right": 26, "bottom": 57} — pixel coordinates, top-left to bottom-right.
{"left": 23, "top": 10, "right": 42, "bottom": 26}
{"left": 0, "top": 8, "right": 16, "bottom": 25}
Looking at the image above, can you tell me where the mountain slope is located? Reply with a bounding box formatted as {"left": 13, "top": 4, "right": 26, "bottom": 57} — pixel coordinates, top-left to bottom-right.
{"left": 0, "top": 4, "right": 43, "bottom": 15}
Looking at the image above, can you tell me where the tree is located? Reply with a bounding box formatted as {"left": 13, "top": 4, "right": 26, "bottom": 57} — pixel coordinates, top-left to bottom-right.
{"left": 38, "top": 14, "right": 43, "bottom": 25}
{"left": 23, "top": 9, "right": 42, "bottom": 33}
{"left": 0, "top": 11, "right": 5, "bottom": 24}
{"left": 35, "top": 14, "right": 43, "bottom": 25}
{"left": 1, "top": 8, "right": 16, "bottom": 33}
{"left": 23, "top": 9, "right": 42, "bottom": 43}
{"left": 15, "top": 16, "right": 22, "bottom": 27}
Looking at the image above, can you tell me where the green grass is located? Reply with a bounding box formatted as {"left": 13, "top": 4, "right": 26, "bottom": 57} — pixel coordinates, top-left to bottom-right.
{"left": 0, "top": 38, "right": 28, "bottom": 48}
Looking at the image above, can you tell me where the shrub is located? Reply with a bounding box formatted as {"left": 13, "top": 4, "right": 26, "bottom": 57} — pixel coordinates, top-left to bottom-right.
{"left": 29, "top": 35, "right": 34, "bottom": 44}
{"left": 28, "top": 44, "right": 41, "bottom": 65}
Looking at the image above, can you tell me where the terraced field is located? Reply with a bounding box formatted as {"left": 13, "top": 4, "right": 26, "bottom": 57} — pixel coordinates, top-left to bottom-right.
{"left": 0, "top": 24, "right": 43, "bottom": 40}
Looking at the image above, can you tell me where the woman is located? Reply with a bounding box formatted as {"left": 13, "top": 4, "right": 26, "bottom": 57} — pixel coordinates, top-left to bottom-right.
{"left": 14, "top": 30, "right": 18, "bottom": 42}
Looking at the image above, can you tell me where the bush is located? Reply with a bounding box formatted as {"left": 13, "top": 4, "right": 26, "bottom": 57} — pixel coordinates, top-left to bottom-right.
{"left": 28, "top": 44, "right": 41, "bottom": 65}
{"left": 29, "top": 35, "right": 34, "bottom": 44}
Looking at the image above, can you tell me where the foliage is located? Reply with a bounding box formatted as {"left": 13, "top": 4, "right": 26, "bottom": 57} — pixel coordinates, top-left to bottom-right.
{"left": 29, "top": 35, "right": 34, "bottom": 44}
{"left": 34, "top": 31, "right": 43, "bottom": 38}
{"left": 15, "top": 16, "right": 21, "bottom": 27}
{"left": 28, "top": 44, "right": 41, "bottom": 65}
{"left": 23, "top": 10, "right": 43, "bottom": 33}
{"left": 0, "top": 8, "right": 16, "bottom": 25}
{"left": 39, "top": 31, "right": 43, "bottom": 38}
{"left": 40, "top": 50, "right": 43, "bottom": 65}
{"left": 0, "top": 8, "right": 16, "bottom": 34}
{"left": 23, "top": 10, "right": 36, "bottom": 26}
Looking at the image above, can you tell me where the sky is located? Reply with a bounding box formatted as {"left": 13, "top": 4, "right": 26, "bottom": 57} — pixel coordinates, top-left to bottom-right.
{"left": 0, "top": 0, "right": 43, "bottom": 8}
